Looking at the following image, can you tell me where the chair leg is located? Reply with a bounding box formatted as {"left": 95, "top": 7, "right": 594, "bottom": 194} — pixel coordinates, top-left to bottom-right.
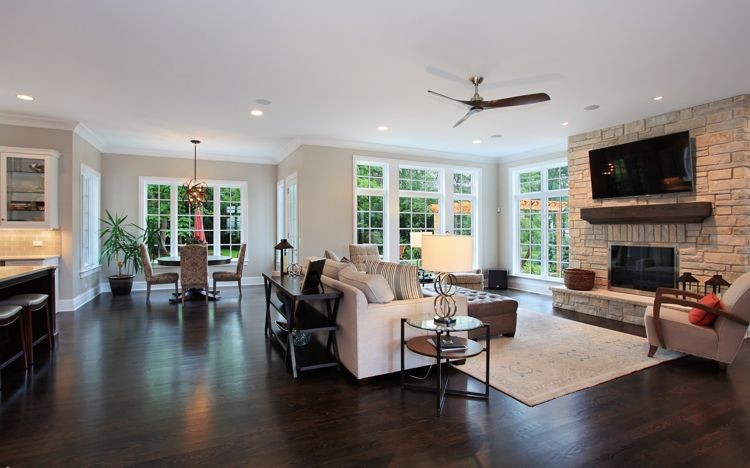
{"left": 22, "top": 307, "right": 33, "bottom": 366}
{"left": 238, "top": 280, "right": 242, "bottom": 297}
{"left": 648, "top": 345, "right": 658, "bottom": 357}
{"left": 213, "top": 279, "right": 217, "bottom": 295}
{"left": 182, "top": 287, "right": 186, "bottom": 305}
{"left": 18, "top": 315, "right": 28, "bottom": 369}
{"left": 174, "top": 281, "right": 178, "bottom": 297}
{"left": 205, "top": 285, "right": 209, "bottom": 304}
{"left": 146, "top": 283, "right": 151, "bottom": 303}
{"left": 45, "top": 302, "right": 54, "bottom": 348}
{"left": 718, "top": 362, "right": 729, "bottom": 371}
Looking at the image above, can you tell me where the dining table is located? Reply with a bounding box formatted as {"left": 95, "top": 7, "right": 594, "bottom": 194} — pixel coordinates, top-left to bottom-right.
{"left": 156, "top": 255, "right": 232, "bottom": 302}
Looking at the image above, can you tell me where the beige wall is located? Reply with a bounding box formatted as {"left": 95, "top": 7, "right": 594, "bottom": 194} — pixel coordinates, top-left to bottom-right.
{"left": 0, "top": 124, "right": 75, "bottom": 299}
{"left": 276, "top": 144, "right": 500, "bottom": 269}
{"left": 101, "top": 153, "right": 276, "bottom": 279}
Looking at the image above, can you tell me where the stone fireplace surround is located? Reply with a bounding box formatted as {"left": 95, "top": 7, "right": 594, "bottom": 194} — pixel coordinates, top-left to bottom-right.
{"left": 552, "top": 95, "right": 749, "bottom": 325}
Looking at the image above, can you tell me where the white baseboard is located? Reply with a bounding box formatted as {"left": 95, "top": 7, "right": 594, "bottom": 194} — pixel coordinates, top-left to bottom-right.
{"left": 58, "top": 284, "right": 101, "bottom": 312}
{"left": 507, "top": 276, "right": 562, "bottom": 296}
{"left": 98, "top": 276, "right": 264, "bottom": 293}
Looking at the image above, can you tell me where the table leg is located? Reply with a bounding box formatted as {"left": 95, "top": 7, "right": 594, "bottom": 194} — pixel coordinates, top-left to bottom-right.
{"left": 485, "top": 323, "right": 490, "bottom": 397}
{"left": 436, "top": 331, "right": 442, "bottom": 412}
{"left": 264, "top": 279, "right": 272, "bottom": 337}
{"left": 400, "top": 319, "right": 406, "bottom": 387}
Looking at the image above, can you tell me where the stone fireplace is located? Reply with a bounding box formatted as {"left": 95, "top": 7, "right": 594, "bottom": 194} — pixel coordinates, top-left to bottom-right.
{"left": 552, "top": 94, "right": 749, "bottom": 325}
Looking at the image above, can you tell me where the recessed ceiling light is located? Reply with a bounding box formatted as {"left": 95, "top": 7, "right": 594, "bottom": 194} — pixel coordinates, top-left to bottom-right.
{"left": 377, "top": 126, "right": 388, "bottom": 131}
{"left": 472, "top": 139, "right": 482, "bottom": 144}
{"left": 653, "top": 96, "right": 663, "bottom": 101}
{"left": 561, "top": 122, "right": 569, "bottom": 126}
{"left": 584, "top": 105, "right": 600, "bottom": 111}
{"left": 490, "top": 134, "right": 503, "bottom": 139}
{"left": 250, "top": 109, "right": 263, "bottom": 116}
{"left": 255, "top": 98, "right": 271, "bottom": 106}
{"left": 16, "top": 94, "right": 34, "bottom": 101}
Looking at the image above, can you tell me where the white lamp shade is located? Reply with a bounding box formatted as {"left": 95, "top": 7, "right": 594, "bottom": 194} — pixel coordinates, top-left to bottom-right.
{"left": 421, "top": 235, "right": 473, "bottom": 273}
{"left": 409, "top": 231, "right": 432, "bottom": 248}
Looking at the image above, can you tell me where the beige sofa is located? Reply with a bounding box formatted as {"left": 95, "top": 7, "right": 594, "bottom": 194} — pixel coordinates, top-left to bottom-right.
{"left": 320, "top": 274, "right": 468, "bottom": 379}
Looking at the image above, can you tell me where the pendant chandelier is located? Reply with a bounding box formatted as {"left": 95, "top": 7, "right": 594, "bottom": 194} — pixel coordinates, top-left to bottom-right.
{"left": 182, "top": 139, "right": 208, "bottom": 209}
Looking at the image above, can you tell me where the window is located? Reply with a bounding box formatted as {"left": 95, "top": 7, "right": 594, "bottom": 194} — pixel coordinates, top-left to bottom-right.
{"left": 513, "top": 163, "right": 569, "bottom": 280}
{"left": 80, "top": 164, "right": 101, "bottom": 272}
{"left": 355, "top": 163, "right": 386, "bottom": 255}
{"left": 353, "top": 157, "right": 481, "bottom": 268}
{"left": 141, "top": 178, "right": 246, "bottom": 259}
{"left": 399, "top": 167, "right": 441, "bottom": 266}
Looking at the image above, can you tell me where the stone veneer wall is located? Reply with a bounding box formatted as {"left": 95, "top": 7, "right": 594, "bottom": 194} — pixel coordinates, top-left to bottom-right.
{"left": 567, "top": 95, "right": 749, "bottom": 288}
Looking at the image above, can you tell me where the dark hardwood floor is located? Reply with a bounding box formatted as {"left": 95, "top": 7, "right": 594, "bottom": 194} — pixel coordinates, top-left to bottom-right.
{"left": 1, "top": 286, "right": 749, "bottom": 466}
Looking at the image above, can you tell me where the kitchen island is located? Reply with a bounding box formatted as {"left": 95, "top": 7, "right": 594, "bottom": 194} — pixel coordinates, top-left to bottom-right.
{"left": 0, "top": 265, "right": 57, "bottom": 370}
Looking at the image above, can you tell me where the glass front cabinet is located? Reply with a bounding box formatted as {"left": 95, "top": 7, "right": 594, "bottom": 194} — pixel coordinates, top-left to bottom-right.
{"left": 0, "top": 148, "right": 60, "bottom": 229}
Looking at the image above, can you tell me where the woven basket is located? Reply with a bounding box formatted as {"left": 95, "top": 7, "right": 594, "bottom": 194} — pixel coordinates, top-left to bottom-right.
{"left": 563, "top": 269, "right": 596, "bottom": 291}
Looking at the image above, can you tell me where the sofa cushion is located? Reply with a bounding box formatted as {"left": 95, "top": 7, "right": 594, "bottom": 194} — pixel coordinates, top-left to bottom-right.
{"left": 324, "top": 249, "right": 341, "bottom": 261}
{"left": 688, "top": 292, "right": 721, "bottom": 326}
{"left": 364, "top": 260, "right": 422, "bottom": 300}
{"left": 338, "top": 268, "right": 394, "bottom": 304}
{"left": 349, "top": 244, "right": 380, "bottom": 271}
{"left": 303, "top": 257, "right": 356, "bottom": 280}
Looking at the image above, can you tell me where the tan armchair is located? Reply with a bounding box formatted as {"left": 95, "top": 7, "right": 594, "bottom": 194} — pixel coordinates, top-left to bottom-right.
{"left": 349, "top": 244, "right": 380, "bottom": 271}
{"left": 180, "top": 244, "right": 209, "bottom": 304}
{"left": 139, "top": 243, "right": 178, "bottom": 303}
{"left": 213, "top": 244, "right": 247, "bottom": 297}
{"left": 645, "top": 272, "right": 750, "bottom": 369}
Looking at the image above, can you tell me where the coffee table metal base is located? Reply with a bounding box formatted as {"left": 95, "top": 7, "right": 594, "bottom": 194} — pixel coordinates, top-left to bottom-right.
{"left": 168, "top": 289, "right": 221, "bottom": 303}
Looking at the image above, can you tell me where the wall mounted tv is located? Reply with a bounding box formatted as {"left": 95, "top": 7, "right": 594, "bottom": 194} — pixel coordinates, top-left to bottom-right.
{"left": 588, "top": 131, "right": 694, "bottom": 199}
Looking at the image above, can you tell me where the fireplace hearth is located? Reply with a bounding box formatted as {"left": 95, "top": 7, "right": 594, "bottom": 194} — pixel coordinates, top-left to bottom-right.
{"left": 609, "top": 244, "right": 678, "bottom": 295}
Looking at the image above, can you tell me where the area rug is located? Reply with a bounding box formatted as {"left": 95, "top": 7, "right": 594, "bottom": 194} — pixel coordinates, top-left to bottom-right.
{"left": 454, "top": 309, "right": 683, "bottom": 406}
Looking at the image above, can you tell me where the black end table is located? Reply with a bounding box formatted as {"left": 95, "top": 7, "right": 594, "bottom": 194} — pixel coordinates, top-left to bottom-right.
{"left": 401, "top": 315, "right": 489, "bottom": 413}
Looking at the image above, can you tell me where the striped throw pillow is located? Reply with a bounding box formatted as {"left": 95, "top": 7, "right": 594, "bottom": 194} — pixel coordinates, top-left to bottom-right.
{"left": 364, "top": 261, "right": 423, "bottom": 300}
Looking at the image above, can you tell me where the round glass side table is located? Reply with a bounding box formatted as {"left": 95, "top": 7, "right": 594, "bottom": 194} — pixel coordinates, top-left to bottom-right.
{"left": 401, "top": 315, "right": 490, "bottom": 414}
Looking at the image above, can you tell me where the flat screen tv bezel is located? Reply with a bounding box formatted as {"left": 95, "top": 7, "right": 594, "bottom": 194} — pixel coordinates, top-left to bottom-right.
{"left": 588, "top": 131, "right": 696, "bottom": 200}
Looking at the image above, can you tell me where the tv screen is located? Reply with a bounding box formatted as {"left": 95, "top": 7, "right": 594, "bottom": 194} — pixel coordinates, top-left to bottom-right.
{"left": 589, "top": 131, "right": 694, "bottom": 199}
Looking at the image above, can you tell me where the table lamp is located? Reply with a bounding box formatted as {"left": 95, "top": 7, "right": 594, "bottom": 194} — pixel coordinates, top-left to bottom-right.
{"left": 421, "top": 234, "right": 473, "bottom": 324}
{"left": 274, "top": 239, "right": 294, "bottom": 276}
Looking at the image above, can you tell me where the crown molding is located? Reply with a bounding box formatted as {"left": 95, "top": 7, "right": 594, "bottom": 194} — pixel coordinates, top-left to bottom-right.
{"left": 495, "top": 142, "right": 567, "bottom": 164}
{"left": 73, "top": 123, "right": 106, "bottom": 152}
{"left": 102, "top": 147, "right": 278, "bottom": 165}
{"left": 0, "top": 112, "right": 77, "bottom": 131}
{"left": 275, "top": 137, "right": 500, "bottom": 165}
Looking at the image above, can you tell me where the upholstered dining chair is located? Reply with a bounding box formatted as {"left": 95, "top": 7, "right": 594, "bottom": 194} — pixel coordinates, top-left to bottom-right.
{"left": 139, "top": 243, "right": 179, "bottom": 303}
{"left": 349, "top": 244, "right": 380, "bottom": 271}
{"left": 645, "top": 271, "right": 750, "bottom": 369}
{"left": 213, "top": 243, "right": 247, "bottom": 297}
{"left": 180, "top": 244, "right": 209, "bottom": 304}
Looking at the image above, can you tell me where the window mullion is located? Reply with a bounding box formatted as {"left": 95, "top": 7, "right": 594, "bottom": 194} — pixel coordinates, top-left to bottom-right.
{"left": 170, "top": 183, "right": 178, "bottom": 256}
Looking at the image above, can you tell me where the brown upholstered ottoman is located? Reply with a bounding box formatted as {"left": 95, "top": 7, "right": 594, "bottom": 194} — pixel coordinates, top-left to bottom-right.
{"left": 422, "top": 286, "right": 518, "bottom": 339}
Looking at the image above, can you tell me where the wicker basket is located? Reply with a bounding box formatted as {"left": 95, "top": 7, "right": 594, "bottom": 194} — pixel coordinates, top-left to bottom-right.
{"left": 563, "top": 269, "right": 596, "bottom": 291}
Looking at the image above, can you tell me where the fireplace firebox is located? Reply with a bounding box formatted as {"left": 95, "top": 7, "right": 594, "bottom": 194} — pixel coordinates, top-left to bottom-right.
{"left": 609, "top": 244, "right": 678, "bottom": 295}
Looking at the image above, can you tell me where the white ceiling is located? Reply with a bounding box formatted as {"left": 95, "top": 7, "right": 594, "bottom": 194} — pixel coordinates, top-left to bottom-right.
{"left": 0, "top": 0, "right": 748, "bottom": 163}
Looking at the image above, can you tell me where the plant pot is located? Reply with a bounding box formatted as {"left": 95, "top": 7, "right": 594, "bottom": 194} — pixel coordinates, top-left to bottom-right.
{"left": 563, "top": 269, "right": 596, "bottom": 291}
{"left": 109, "top": 275, "right": 135, "bottom": 296}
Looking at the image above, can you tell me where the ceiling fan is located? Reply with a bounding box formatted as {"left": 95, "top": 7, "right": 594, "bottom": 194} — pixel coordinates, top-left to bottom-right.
{"left": 428, "top": 76, "right": 551, "bottom": 128}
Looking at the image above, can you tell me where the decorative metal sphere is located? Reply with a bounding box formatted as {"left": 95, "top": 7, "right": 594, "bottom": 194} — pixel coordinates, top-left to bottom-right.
{"left": 182, "top": 179, "right": 208, "bottom": 208}
{"left": 287, "top": 263, "right": 303, "bottom": 277}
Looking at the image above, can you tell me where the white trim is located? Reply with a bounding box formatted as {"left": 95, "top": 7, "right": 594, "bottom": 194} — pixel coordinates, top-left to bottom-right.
{"left": 58, "top": 284, "right": 102, "bottom": 312}
{"left": 0, "top": 146, "right": 60, "bottom": 158}
{"left": 507, "top": 276, "right": 559, "bottom": 296}
{"left": 105, "top": 149, "right": 277, "bottom": 165}
{"left": 79, "top": 265, "right": 100, "bottom": 278}
{"left": 0, "top": 112, "right": 77, "bottom": 131}
{"left": 73, "top": 123, "right": 106, "bottom": 152}
{"left": 80, "top": 163, "right": 101, "bottom": 273}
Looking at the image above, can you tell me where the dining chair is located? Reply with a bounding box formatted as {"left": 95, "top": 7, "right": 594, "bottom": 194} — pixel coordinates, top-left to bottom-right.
{"left": 139, "top": 243, "right": 179, "bottom": 303}
{"left": 213, "top": 243, "right": 247, "bottom": 297}
{"left": 180, "top": 244, "right": 209, "bottom": 305}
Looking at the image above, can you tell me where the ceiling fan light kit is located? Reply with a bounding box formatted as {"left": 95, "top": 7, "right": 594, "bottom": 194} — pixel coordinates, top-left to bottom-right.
{"left": 428, "top": 75, "right": 551, "bottom": 127}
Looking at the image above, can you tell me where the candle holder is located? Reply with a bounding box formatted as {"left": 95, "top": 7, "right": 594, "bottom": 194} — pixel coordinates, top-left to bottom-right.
{"left": 704, "top": 274, "right": 731, "bottom": 296}
{"left": 274, "top": 239, "right": 294, "bottom": 276}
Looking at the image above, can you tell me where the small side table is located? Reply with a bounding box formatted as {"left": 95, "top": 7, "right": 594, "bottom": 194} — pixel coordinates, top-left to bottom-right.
{"left": 401, "top": 315, "right": 490, "bottom": 413}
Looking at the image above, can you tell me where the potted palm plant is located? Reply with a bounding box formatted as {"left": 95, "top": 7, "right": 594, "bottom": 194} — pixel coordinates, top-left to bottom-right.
{"left": 100, "top": 211, "right": 143, "bottom": 295}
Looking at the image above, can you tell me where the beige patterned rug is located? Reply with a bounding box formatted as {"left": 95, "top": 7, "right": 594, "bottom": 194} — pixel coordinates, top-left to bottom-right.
{"left": 454, "top": 309, "right": 683, "bottom": 406}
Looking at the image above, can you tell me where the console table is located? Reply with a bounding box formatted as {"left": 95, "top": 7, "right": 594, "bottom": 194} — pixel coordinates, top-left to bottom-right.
{"left": 401, "top": 315, "right": 489, "bottom": 413}
{"left": 263, "top": 273, "right": 342, "bottom": 378}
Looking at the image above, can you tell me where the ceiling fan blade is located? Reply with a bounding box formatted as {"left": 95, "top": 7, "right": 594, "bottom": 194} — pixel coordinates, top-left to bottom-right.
{"left": 453, "top": 108, "right": 482, "bottom": 128}
{"left": 428, "top": 90, "right": 473, "bottom": 106}
{"left": 483, "top": 93, "right": 551, "bottom": 108}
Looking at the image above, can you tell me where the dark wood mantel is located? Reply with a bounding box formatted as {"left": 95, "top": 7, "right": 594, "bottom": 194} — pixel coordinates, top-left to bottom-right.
{"left": 580, "top": 202, "right": 712, "bottom": 224}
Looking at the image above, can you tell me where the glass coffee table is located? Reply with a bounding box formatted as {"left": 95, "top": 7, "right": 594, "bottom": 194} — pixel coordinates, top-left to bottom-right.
{"left": 401, "top": 315, "right": 490, "bottom": 414}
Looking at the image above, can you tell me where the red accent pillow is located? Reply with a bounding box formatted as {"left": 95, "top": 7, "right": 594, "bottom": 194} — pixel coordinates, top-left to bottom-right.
{"left": 688, "top": 292, "right": 722, "bottom": 326}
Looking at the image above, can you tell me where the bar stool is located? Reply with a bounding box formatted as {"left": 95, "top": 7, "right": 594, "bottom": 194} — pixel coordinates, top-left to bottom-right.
{"left": 0, "top": 294, "right": 51, "bottom": 366}
{"left": 0, "top": 305, "right": 27, "bottom": 372}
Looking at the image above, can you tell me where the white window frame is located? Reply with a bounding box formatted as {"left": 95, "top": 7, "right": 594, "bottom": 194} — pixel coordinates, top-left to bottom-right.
{"left": 139, "top": 176, "right": 248, "bottom": 259}
{"left": 353, "top": 160, "right": 389, "bottom": 258}
{"left": 353, "top": 156, "right": 482, "bottom": 269}
{"left": 80, "top": 164, "right": 101, "bottom": 275}
{"left": 452, "top": 169, "right": 480, "bottom": 267}
{"left": 510, "top": 158, "right": 568, "bottom": 281}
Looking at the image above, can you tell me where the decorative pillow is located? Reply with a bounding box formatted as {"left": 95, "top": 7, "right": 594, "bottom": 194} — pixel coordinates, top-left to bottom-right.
{"left": 364, "top": 260, "right": 422, "bottom": 300}
{"left": 688, "top": 292, "right": 722, "bottom": 326}
{"left": 324, "top": 249, "right": 341, "bottom": 261}
{"left": 338, "top": 268, "right": 394, "bottom": 304}
{"left": 322, "top": 259, "right": 356, "bottom": 280}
